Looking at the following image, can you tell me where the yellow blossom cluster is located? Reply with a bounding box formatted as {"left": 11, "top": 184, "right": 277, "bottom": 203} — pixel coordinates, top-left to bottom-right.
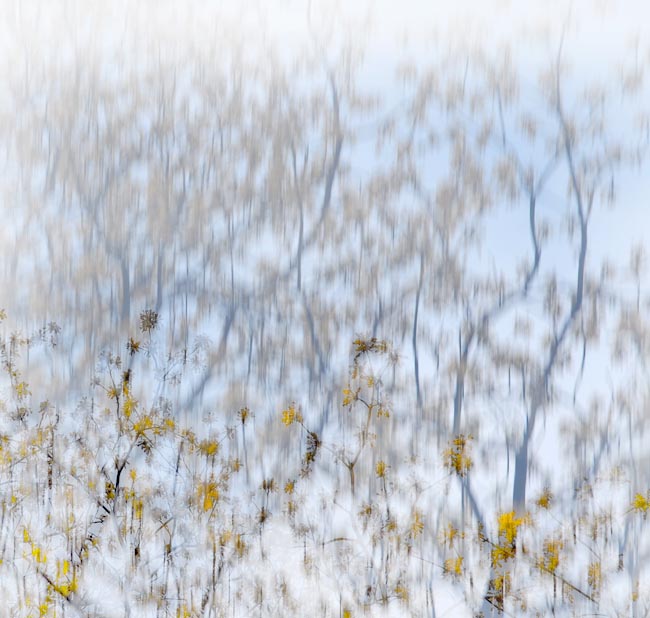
{"left": 537, "top": 538, "right": 562, "bottom": 574}
{"left": 491, "top": 511, "right": 528, "bottom": 568}
{"left": 281, "top": 404, "right": 303, "bottom": 426}
{"left": 443, "top": 434, "right": 473, "bottom": 477}
{"left": 444, "top": 556, "right": 463, "bottom": 576}
{"left": 198, "top": 479, "right": 220, "bottom": 512}
{"left": 631, "top": 492, "right": 650, "bottom": 516}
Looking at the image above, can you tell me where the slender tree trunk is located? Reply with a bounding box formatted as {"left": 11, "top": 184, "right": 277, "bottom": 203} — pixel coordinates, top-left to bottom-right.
{"left": 120, "top": 257, "right": 130, "bottom": 324}
{"left": 413, "top": 252, "right": 424, "bottom": 414}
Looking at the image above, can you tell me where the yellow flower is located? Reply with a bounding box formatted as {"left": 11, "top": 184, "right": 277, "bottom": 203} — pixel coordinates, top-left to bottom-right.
{"left": 31, "top": 544, "right": 46, "bottom": 563}
{"left": 441, "top": 523, "right": 458, "bottom": 548}
{"left": 105, "top": 481, "right": 116, "bottom": 501}
{"left": 358, "top": 503, "right": 374, "bottom": 519}
{"left": 394, "top": 583, "right": 409, "bottom": 602}
{"left": 234, "top": 534, "right": 246, "bottom": 557}
{"left": 198, "top": 480, "right": 220, "bottom": 512}
{"left": 536, "top": 487, "right": 553, "bottom": 509}
{"left": 134, "top": 498, "right": 144, "bottom": 519}
{"left": 491, "top": 572, "right": 511, "bottom": 603}
{"left": 133, "top": 414, "right": 154, "bottom": 435}
{"left": 198, "top": 440, "right": 219, "bottom": 457}
{"left": 123, "top": 395, "right": 137, "bottom": 419}
{"left": 497, "top": 511, "right": 526, "bottom": 546}
{"left": 443, "top": 434, "right": 473, "bottom": 477}
{"left": 537, "top": 538, "right": 562, "bottom": 574}
{"left": 238, "top": 407, "right": 252, "bottom": 424}
{"left": 491, "top": 511, "right": 528, "bottom": 568}
{"left": 281, "top": 404, "right": 302, "bottom": 426}
{"left": 15, "top": 381, "right": 31, "bottom": 399}
{"left": 587, "top": 561, "right": 601, "bottom": 592}
{"left": 444, "top": 556, "right": 463, "bottom": 576}
{"left": 631, "top": 492, "right": 650, "bottom": 515}
{"left": 127, "top": 337, "right": 140, "bottom": 355}
{"left": 410, "top": 510, "right": 424, "bottom": 537}
{"left": 375, "top": 460, "right": 387, "bottom": 478}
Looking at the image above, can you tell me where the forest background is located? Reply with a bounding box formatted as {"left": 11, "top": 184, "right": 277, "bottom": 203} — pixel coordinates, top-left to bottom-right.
{"left": 1, "top": 1, "right": 650, "bottom": 616}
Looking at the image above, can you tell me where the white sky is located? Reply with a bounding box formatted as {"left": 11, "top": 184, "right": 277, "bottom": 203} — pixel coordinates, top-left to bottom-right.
{"left": 2, "top": 0, "right": 649, "bottom": 292}
{"left": 2, "top": 0, "right": 649, "bottom": 288}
